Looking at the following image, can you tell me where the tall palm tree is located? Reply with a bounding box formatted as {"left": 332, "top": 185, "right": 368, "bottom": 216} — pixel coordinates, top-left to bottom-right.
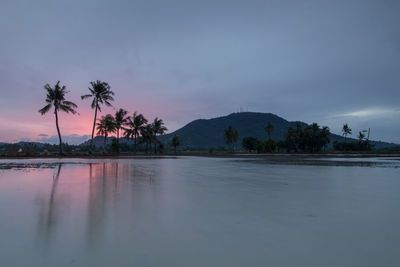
{"left": 342, "top": 123, "right": 352, "bottom": 143}
{"left": 124, "top": 112, "right": 148, "bottom": 153}
{"left": 96, "top": 114, "right": 116, "bottom": 152}
{"left": 170, "top": 135, "right": 181, "bottom": 153}
{"left": 114, "top": 108, "right": 128, "bottom": 144}
{"left": 152, "top": 118, "right": 168, "bottom": 153}
{"left": 265, "top": 121, "right": 274, "bottom": 140}
{"left": 224, "top": 125, "right": 239, "bottom": 151}
{"left": 321, "top": 126, "right": 331, "bottom": 151}
{"left": 38, "top": 81, "right": 78, "bottom": 155}
{"left": 140, "top": 124, "right": 154, "bottom": 153}
{"left": 81, "top": 81, "right": 115, "bottom": 150}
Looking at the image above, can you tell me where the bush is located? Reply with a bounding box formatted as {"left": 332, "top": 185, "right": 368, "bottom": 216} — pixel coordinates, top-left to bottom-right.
{"left": 333, "top": 141, "right": 372, "bottom": 151}
{"left": 242, "top": 137, "right": 258, "bottom": 152}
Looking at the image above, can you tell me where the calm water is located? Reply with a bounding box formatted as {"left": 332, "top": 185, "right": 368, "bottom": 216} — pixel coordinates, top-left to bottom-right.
{"left": 0, "top": 156, "right": 399, "bottom": 267}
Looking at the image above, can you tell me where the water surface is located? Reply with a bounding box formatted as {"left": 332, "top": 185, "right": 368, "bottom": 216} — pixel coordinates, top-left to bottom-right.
{"left": 1, "top": 156, "right": 399, "bottom": 266}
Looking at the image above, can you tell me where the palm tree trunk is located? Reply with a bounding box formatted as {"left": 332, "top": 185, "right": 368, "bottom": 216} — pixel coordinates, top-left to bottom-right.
{"left": 134, "top": 133, "right": 137, "bottom": 154}
{"left": 116, "top": 128, "right": 120, "bottom": 153}
{"left": 90, "top": 101, "right": 98, "bottom": 150}
{"left": 54, "top": 109, "right": 63, "bottom": 155}
{"left": 103, "top": 132, "right": 107, "bottom": 153}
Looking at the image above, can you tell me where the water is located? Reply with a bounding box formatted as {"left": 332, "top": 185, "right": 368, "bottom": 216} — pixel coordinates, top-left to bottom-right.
{"left": 0, "top": 156, "right": 399, "bottom": 266}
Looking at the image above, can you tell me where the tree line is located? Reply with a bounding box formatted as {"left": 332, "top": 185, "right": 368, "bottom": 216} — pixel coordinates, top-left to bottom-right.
{"left": 38, "top": 80, "right": 174, "bottom": 154}
{"left": 224, "top": 121, "right": 372, "bottom": 153}
{"left": 224, "top": 121, "right": 331, "bottom": 153}
{"left": 333, "top": 123, "right": 371, "bottom": 151}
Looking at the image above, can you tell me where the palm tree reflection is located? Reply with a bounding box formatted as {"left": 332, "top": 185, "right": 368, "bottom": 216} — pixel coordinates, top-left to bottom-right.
{"left": 36, "top": 163, "right": 62, "bottom": 247}
{"left": 36, "top": 161, "right": 155, "bottom": 249}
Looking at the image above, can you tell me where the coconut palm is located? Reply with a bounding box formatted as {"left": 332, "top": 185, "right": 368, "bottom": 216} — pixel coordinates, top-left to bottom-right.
{"left": 152, "top": 118, "right": 168, "bottom": 153}
{"left": 38, "top": 81, "right": 78, "bottom": 155}
{"left": 265, "top": 121, "right": 274, "bottom": 140}
{"left": 358, "top": 131, "right": 365, "bottom": 144}
{"left": 124, "top": 112, "right": 148, "bottom": 153}
{"left": 342, "top": 123, "right": 352, "bottom": 143}
{"left": 140, "top": 124, "right": 154, "bottom": 153}
{"left": 114, "top": 108, "right": 128, "bottom": 145}
{"left": 170, "top": 135, "right": 181, "bottom": 153}
{"left": 81, "top": 81, "right": 115, "bottom": 150}
{"left": 223, "top": 126, "right": 239, "bottom": 151}
{"left": 96, "top": 114, "right": 116, "bottom": 152}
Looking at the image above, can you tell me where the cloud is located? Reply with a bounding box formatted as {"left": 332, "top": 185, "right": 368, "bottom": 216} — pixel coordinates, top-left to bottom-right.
{"left": 334, "top": 107, "right": 400, "bottom": 119}
{"left": 37, "top": 133, "right": 48, "bottom": 137}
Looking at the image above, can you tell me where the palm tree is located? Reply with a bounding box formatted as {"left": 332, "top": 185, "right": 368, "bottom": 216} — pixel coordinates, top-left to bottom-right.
{"left": 124, "top": 112, "right": 148, "bottom": 153}
{"left": 342, "top": 123, "right": 352, "bottom": 143}
{"left": 170, "top": 135, "right": 181, "bottom": 153}
{"left": 224, "top": 126, "right": 239, "bottom": 151}
{"left": 96, "top": 114, "right": 116, "bottom": 152}
{"left": 141, "top": 124, "right": 154, "bottom": 153}
{"left": 358, "top": 131, "right": 365, "bottom": 144}
{"left": 38, "top": 81, "right": 78, "bottom": 155}
{"left": 114, "top": 108, "right": 128, "bottom": 145}
{"left": 81, "top": 81, "right": 115, "bottom": 150}
{"left": 265, "top": 121, "right": 274, "bottom": 140}
{"left": 321, "top": 126, "right": 331, "bottom": 151}
{"left": 152, "top": 118, "right": 168, "bottom": 153}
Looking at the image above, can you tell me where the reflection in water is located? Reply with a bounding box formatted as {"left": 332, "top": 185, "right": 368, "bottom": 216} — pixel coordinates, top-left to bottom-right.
{"left": 36, "top": 162, "right": 156, "bottom": 251}
{"left": 36, "top": 163, "right": 62, "bottom": 248}
{"left": 2, "top": 158, "right": 400, "bottom": 266}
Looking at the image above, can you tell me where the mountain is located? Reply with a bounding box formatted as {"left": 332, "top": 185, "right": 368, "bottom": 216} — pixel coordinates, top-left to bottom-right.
{"left": 158, "top": 112, "right": 303, "bottom": 149}
{"left": 77, "top": 112, "right": 398, "bottom": 150}
{"left": 159, "top": 112, "right": 398, "bottom": 150}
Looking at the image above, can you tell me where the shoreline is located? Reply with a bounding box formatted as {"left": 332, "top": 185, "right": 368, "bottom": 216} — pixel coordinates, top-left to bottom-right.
{"left": 1, "top": 152, "right": 400, "bottom": 160}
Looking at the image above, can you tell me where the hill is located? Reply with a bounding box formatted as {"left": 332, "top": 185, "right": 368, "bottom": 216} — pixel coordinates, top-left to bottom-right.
{"left": 158, "top": 112, "right": 398, "bottom": 150}
{"left": 159, "top": 112, "right": 303, "bottom": 149}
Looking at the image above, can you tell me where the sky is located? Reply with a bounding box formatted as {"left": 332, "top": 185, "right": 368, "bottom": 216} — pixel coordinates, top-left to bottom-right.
{"left": 0, "top": 0, "right": 399, "bottom": 145}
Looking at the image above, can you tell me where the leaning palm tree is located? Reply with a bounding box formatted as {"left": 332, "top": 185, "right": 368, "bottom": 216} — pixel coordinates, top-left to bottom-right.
{"left": 358, "top": 131, "right": 365, "bottom": 144}
{"left": 152, "top": 118, "right": 168, "bottom": 153}
{"left": 124, "top": 112, "right": 148, "bottom": 153}
{"left": 81, "top": 81, "right": 115, "bottom": 150}
{"left": 38, "top": 81, "right": 78, "bottom": 155}
{"left": 96, "top": 114, "right": 116, "bottom": 152}
{"left": 265, "top": 121, "right": 274, "bottom": 140}
{"left": 342, "top": 123, "right": 352, "bottom": 143}
{"left": 114, "top": 108, "right": 128, "bottom": 144}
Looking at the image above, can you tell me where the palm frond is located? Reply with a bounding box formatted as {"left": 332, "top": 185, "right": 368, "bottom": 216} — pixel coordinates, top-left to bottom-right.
{"left": 81, "top": 94, "right": 92, "bottom": 100}
{"left": 38, "top": 104, "right": 52, "bottom": 115}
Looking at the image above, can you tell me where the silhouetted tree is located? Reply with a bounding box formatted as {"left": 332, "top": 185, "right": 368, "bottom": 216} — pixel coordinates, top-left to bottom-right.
{"left": 140, "top": 124, "right": 154, "bottom": 153}
{"left": 285, "top": 123, "right": 330, "bottom": 153}
{"left": 358, "top": 131, "right": 365, "bottom": 144}
{"left": 224, "top": 126, "right": 239, "bottom": 151}
{"left": 38, "top": 81, "right": 78, "bottom": 155}
{"left": 265, "top": 121, "right": 274, "bottom": 139}
{"left": 114, "top": 108, "right": 128, "bottom": 146}
{"left": 242, "top": 137, "right": 258, "bottom": 152}
{"left": 124, "top": 112, "right": 148, "bottom": 153}
{"left": 96, "top": 114, "right": 116, "bottom": 152}
{"left": 342, "top": 123, "right": 352, "bottom": 143}
{"left": 152, "top": 118, "right": 167, "bottom": 153}
{"left": 170, "top": 135, "right": 181, "bottom": 153}
{"left": 81, "top": 81, "right": 115, "bottom": 151}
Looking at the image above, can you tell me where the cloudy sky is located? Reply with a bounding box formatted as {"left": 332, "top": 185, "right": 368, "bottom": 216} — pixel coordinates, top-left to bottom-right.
{"left": 0, "top": 0, "right": 399, "bottom": 144}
